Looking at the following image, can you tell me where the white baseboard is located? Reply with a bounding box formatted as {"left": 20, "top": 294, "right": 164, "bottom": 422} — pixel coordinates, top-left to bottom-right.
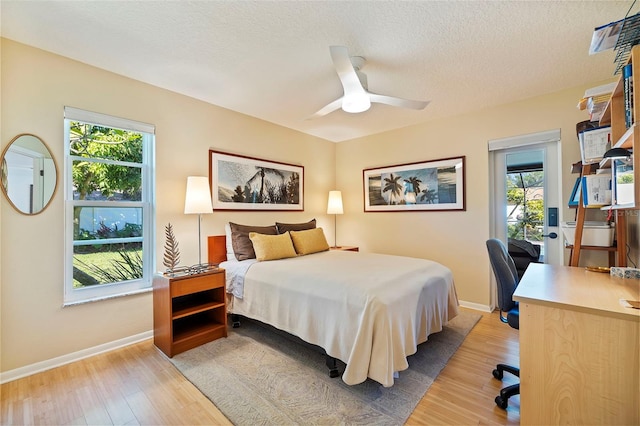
{"left": 458, "top": 300, "right": 493, "bottom": 312}
{"left": 0, "top": 330, "right": 153, "bottom": 384}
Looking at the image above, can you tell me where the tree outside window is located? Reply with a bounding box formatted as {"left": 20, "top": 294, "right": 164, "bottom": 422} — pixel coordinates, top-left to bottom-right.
{"left": 506, "top": 171, "right": 544, "bottom": 242}
{"left": 64, "top": 108, "right": 154, "bottom": 304}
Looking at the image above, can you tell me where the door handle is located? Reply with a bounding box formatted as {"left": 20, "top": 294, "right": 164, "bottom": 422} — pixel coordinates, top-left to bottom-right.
{"left": 542, "top": 232, "right": 558, "bottom": 239}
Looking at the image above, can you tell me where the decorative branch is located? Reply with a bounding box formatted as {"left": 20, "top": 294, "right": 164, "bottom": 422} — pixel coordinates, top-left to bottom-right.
{"left": 163, "top": 223, "right": 180, "bottom": 272}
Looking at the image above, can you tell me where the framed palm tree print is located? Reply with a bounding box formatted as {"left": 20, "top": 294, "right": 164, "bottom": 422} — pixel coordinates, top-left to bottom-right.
{"left": 209, "top": 150, "right": 303, "bottom": 211}
{"left": 363, "top": 156, "right": 465, "bottom": 212}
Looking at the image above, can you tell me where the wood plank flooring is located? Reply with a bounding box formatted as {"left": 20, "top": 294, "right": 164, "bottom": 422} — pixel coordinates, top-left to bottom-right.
{"left": 1, "top": 308, "right": 520, "bottom": 425}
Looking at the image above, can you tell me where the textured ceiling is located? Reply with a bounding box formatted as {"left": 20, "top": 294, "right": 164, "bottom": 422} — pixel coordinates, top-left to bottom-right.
{"left": 0, "top": 1, "right": 634, "bottom": 142}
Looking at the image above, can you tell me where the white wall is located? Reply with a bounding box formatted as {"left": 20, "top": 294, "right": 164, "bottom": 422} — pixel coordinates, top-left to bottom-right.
{"left": 336, "top": 84, "right": 640, "bottom": 307}
{"left": 1, "top": 39, "right": 335, "bottom": 373}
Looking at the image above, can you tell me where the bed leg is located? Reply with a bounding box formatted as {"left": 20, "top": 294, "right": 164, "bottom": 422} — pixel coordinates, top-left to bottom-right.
{"left": 231, "top": 314, "right": 241, "bottom": 328}
{"left": 325, "top": 355, "right": 340, "bottom": 378}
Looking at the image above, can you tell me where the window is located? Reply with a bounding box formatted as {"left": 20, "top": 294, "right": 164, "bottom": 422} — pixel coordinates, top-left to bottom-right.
{"left": 64, "top": 107, "right": 155, "bottom": 305}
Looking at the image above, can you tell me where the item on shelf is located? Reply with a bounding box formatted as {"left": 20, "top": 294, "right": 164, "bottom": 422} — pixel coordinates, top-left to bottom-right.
{"left": 581, "top": 174, "right": 612, "bottom": 206}
{"left": 590, "top": 11, "right": 640, "bottom": 74}
{"left": 624, "top": 63, "right": 634, "bottom": 128}
{"left": 579, "top": 126, "right": 611, "bottom": 164}
{"left": 612, "top": 11, "right": 640, "bottom": 74}
{"left": 575, "top": 120, "right": 601, "bottom": 138}
{"left": 589, "top": 17, "right": 625, "bottom": 55}
{"left": 578, "top": 86, "right": 616, "bottom": 122}
{"left": 614, "top": 156, "right": 635, "bottom": 205}
{"left": 561, "top": 221, "right": 615, "bottom": 247}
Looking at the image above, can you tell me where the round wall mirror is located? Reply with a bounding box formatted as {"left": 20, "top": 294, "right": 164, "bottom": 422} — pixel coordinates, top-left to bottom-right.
{"left": 1, "top": 133, "right": 58, "bottom": 215}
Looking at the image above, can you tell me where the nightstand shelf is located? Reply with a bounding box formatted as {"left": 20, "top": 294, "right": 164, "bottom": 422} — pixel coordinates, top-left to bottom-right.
{"left": 173, "top": 300, "right": 225, "bottom": 319}
{"left": 173, "top": 316, "right": 225, "bottom": 343}
{"left": 153, "top": 269, "right": 227, "bottom": 357}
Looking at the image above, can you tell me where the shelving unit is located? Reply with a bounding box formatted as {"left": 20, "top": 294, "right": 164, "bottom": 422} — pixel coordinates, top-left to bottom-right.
{"left": 570, "top": 44, "right": 640, "bottom": 267}
{"left": 613, "top": 10, "right": 640, "bottom": 75}
{"left": 568, "top": 164, "right": 622, "bottom": 267}
{"left": 153, "top": 269, "right": 227, "bottom": 357}
{"left": 600, "top": 44, "right": 639, "bottom": 212}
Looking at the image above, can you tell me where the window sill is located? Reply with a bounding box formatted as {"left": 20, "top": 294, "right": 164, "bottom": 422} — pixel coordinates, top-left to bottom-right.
{"left": 63, "top": 286, "right": 152, "bottom": 307}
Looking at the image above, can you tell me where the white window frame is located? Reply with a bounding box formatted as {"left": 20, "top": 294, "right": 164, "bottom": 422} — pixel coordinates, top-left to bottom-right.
{"left": 63, "top": 107, "right": 156, "bottom": 305}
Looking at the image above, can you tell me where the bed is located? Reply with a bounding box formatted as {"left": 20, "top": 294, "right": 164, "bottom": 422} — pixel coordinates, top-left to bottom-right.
{"left": 207, "top": 226, "right": 459, "bottom": 388}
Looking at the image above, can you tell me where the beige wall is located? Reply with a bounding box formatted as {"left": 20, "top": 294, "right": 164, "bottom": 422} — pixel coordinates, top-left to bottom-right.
{"left": 2, "top": 38, "right": 639, "bottom": 374}
{"left": 0, "top": 39, "right": 335, "bottom": 372}
{"left": 336, "top": 84, "right": 640, "bottom": 307}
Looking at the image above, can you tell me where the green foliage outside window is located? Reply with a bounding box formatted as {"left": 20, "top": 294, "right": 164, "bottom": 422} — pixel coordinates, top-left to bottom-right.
{"left": 69, "top": 122, "right": 145, "bottom": 287}
{"left": 507, "top": 171, "right": 544, "bottom": 242}
{"left": 70, "top": 122, "right": 143, "bottom": 200}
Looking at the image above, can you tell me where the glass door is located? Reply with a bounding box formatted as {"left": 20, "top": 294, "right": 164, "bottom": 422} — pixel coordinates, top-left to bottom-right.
{"left": 505, "top": 150, "right": 547, "bottom": 259}
{"left": 490, "top": 139, "right": 562, "bottom": 266}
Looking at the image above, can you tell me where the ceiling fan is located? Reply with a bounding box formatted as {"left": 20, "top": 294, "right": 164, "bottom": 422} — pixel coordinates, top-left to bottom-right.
{"left": 309, "top": 45, "right": 430, "bottom": 118}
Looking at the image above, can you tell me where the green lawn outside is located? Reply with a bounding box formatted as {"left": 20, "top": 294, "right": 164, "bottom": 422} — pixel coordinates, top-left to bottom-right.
{"left": 73, "top": 249, "right": 143, "bottom": 288}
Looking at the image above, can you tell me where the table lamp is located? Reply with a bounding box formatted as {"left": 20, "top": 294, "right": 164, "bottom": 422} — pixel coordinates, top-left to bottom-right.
{"left": 184, "top": 176, "right": 213, "bottom": 267}
{"left": 327, "top": 190, "right": 343, "bottom": 248}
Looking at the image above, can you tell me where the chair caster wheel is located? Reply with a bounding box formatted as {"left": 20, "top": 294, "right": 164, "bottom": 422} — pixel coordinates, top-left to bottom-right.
{"left": 495, "top": 395, "right": 508, "bottom": 409}
{"left": 329, "top": 369, "right": 339, "bottom": 378}
{"left": 492, "top": 369, "right": 503, "bottom": 380}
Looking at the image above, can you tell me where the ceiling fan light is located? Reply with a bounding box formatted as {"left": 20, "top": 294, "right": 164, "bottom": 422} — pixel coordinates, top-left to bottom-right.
{"left": 342, "top": 93, "right": 371, "bottom": 113}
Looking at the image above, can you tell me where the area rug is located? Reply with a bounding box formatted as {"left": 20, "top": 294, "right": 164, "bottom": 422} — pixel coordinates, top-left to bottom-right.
{"left": 170, "top": 311, "right": 480, "bottom": 425}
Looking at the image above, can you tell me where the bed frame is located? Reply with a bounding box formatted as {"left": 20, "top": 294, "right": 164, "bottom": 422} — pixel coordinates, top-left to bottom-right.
{"left": 206, "top": 235, "right": 341, "bottom": 378}
{"left": 207, "top": 235, "right": 227, "bottom": 264}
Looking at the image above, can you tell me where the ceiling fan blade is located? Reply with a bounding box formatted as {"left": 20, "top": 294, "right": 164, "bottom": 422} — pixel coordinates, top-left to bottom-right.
{"left": 369, "top": 93, "right": 430, "bottom": 110}
{"left": 307, "top": 97, "right": 343, "bottom": 119}
{"left": 329, "top": 45, "right": 367, "bottom": 96}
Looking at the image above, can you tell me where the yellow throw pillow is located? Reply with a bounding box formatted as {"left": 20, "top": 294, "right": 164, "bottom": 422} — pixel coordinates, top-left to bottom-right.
{"left": 290, "top": 227, "right": 330, "bottom": 255}
{"left": 249, "top": 231, "right": 297, "bottom": 261}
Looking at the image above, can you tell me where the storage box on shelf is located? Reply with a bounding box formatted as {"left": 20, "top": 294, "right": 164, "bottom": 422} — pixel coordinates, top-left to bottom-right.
{"left": 561, "top": 221, "right": 615, "bottom": 247}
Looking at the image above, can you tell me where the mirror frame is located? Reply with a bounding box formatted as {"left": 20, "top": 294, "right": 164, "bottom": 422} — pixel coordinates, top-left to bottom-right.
{"left": 1, "top": 133, "right": 58, "bottom": 215}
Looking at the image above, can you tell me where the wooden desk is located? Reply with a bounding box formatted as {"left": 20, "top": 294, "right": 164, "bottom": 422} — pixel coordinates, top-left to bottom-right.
{"left": 513, "top": 263, "right": 639, "bottom": 425}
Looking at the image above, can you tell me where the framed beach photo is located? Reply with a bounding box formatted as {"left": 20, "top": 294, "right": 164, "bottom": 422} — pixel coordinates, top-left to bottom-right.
{"left": 363, "top": 156, "right": 465, "bottom": 212}
{"left": 209, "top": 150, "right": 303, "bottom": 211}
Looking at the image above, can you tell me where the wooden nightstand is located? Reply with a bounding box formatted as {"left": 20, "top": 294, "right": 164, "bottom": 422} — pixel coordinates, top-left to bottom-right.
{"left": 153, "top": 269, "right": 227, "bottom": 357}
{"left": 330, "top": 246, "right": 359, "bottom": 252}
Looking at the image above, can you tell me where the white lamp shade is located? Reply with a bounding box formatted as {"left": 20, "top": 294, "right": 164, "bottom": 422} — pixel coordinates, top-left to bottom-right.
{"left": 327, "top": 190, "right": 344, "bottom": 214}
{"left": 184, "top": 176, "right": 213, "bottom": 214}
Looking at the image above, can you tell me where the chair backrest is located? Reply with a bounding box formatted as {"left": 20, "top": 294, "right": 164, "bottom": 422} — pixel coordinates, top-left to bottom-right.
{"left": 486, "top": 238, "right": 519, "bottom": 314}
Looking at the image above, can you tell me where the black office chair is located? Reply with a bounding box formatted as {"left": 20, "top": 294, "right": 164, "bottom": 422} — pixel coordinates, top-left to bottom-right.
{"left": 486, "top": 238, "right": 520, "bottom": 409}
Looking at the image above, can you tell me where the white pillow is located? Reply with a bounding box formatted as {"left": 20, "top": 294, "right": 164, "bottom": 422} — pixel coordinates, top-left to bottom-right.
{"left": 224, "top": 223, "right": 235, "bottom": 260}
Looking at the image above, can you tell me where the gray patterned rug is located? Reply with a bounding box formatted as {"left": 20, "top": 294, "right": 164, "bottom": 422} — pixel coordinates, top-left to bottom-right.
{"left": 170, "top": 311, "right": 480, "bottom": 425}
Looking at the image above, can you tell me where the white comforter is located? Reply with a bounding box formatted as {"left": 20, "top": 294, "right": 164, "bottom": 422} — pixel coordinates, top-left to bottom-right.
{"left": 222, "top": 250, "right": 459, "bottom": 387}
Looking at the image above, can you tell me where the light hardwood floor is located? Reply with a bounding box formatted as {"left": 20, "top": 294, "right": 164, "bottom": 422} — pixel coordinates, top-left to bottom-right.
{"left": 1, "top": 308, "right": 520, "bottom": 425}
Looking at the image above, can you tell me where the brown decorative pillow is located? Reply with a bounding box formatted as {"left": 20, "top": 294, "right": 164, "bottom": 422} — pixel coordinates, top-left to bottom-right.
{"left": 276, "top": 219, "right": 316, "bottom": 234}
{"left": 229, "top": 222, "right": 278, "bottom": 261}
